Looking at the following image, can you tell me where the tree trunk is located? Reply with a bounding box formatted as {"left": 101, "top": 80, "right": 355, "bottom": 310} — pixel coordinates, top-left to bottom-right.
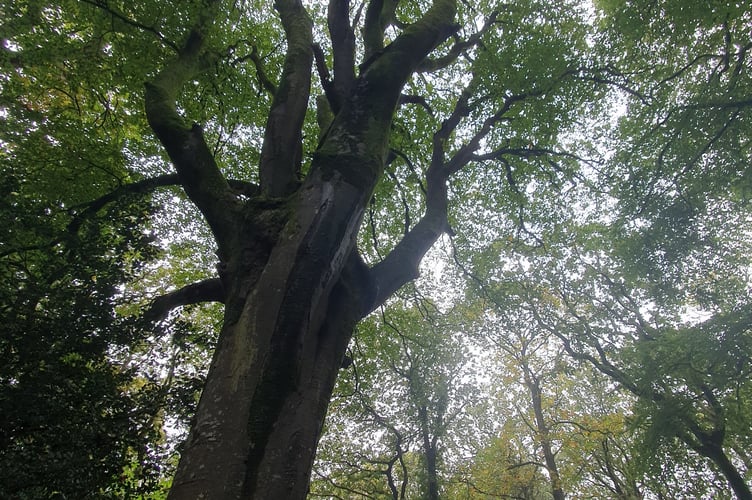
{"left": 167, "top": 169, "right": 376, "bottom": 498}
{"left": 418, "top": 405, "right": 440, "bottom": 500}
{"left": 690, "top": 432, "right": 752, "bottom": 500}
{"left": 712, "top": 451, "right": 752, "bottom": 500}
{"left": 524, "top": 370, "right": 566, "bottom": 500}
{"left": 143, "top": 0, "right": 458, "bottom": 497}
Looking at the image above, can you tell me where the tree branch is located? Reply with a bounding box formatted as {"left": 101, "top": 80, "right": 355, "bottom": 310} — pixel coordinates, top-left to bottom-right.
{"left": 312, "top": 43, "right": 338, "bottom": 112}
{"left": 369, "top": 137, "right": 452, "bottom": 309}
{"left": 327, "top": 0, "right": 356, "bottom": 112}
{"left": 80, "top": 0, "right": 180, "bottom": 52}
{"left": 362, "top": 0, "right": 399, "bottom": 62}
{"left": 398, "top": 94, "right": 434, "bottom": 115}
{"left": 368, "top": 74, "right": 471, "bottom": 307}
{"left": 258, "top": 0, "right": 313, "bottom": 198}
{"left": 144, "top": 278, "right": 225, "bottom": 322}
{"left": 417, "top": 9, "right": 500, "bottom": 73}
{"left": 144, "top": 0, "right": 241, "bottom": 253}
{"left": 247, "top": 44, "right": 278, "bottom": 96}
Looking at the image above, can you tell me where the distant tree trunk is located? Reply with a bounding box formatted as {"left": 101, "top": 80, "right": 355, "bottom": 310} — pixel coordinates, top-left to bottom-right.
{"left": 685, "top": 429, "right": 752, "bottom": 500}
{"left": 418, "top": 405, "right": 440, "bottom": 500}
{"left": 142, "top": 0, "right": 458, "bottom": 498}
{"left": 523, "top": 369, "right": 566, "bottom": 500}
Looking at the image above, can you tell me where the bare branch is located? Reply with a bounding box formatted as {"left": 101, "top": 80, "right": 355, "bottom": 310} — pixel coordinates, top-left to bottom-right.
{"left": 445, "top": 91, "right": 538, "bottom": 175}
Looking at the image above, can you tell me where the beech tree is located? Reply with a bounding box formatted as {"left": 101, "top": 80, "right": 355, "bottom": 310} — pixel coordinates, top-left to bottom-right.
{"left": 4, "top": 0, "right": 599, "bottom": 496}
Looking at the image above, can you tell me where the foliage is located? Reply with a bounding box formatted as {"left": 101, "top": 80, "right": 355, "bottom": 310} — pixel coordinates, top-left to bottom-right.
{"left": 311, "top": 289, "right": 484, "bottom": 499}
{"left": 2, "top": 0, "right": 752, "bottom": 497}
{"left": 0, "top": 177, "right": 167, "bottom": 497}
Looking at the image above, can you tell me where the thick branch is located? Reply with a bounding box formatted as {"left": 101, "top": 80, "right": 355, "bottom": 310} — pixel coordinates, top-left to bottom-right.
{"left": 364, "top": 0, "right": 457, "bottom": 86}
{"left": 369, "top": 75, "right": 470, "bottom": 306}
{"left": 259, "top": 0, "right": 313, "bottom": 198}
{"left": 144, "top": 1, "right": 241, "bottom": 251}
{"left": 327, "top": 0, "right": 356, "bottom": 112}
{"left": 144, "top": 278, "right": 225, "bottom": 322}
{"left": 398, "top": 94, "right": 434, "bottom": 115}
{"left": 314, "top": 0, "right": 457, "bottom": 193}
{"left": 362, "top": 0, "right": 399, "bottom": 62}
{"left": 369, "top": 151, "right": 451, "bottom": 310}
{"left": 319, "top": 0, "right": 458, "bottom": 307}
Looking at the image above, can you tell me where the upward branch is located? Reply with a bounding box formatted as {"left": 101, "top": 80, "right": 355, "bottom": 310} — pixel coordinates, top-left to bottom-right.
{"left": 258, "top": 0, "right": 313, "bottom": 198}
{"left": 314, "top": 0, "right": 457, "bottom": 193}
{"left": 327, "top": 0, "right": 356, "bottom": 112}
{"left": 144, "top": 0, "right": 240, "bottom": 252}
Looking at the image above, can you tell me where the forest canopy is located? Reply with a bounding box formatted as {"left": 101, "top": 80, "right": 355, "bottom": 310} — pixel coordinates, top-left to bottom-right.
{"left": 1, "top": 0, "right": 750, "bottom": 498}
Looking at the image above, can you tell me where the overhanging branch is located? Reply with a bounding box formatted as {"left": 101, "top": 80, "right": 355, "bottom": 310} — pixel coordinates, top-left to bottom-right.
{"left": 67, "top": 174, "right": 180, "bottom": 233}
{"left": 144, "top": 0, "right": 242, "bottom": 251}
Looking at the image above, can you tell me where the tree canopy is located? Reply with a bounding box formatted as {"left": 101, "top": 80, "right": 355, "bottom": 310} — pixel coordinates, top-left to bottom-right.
{"left": 1, "top": 0, "right": 750, "bottom": 498}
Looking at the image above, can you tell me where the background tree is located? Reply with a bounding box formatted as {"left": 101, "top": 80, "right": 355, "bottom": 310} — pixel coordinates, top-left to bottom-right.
{"left": 310, "top": 285, "right": 482, "bottom": 499}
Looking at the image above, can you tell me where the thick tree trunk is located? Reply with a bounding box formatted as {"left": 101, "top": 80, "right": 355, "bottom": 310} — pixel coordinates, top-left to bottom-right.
{"left": 168, "top": 169, "right": 375, "bottom": 499}
{"left": 143, "top": 0, "right": 458, "bottom": 497}
{"left": 167, "top": 273, "right": 365, "bottom": 498}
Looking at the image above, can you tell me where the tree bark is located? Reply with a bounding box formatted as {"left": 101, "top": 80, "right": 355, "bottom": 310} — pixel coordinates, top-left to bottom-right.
{"left": 686, "top": 429, "right": 752, "bottom": 500}
{"left": 418, "top": 405, "right": 440, "bottom": 500}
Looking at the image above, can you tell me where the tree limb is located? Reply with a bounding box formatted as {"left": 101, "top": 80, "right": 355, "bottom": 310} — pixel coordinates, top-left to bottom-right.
{"left": 247, "top": 44, "right": 278, "bottom": 95}
{"left": 80, "top": 0, "right": 180, "bottom": 52}
{"left": 362, "top": 0, "right": 399, "bottom": 62}
{"left": 417, "top": 9, "right": 500, "bottom": 73}
{"left": 327, "top": 0, "right": 356, "bottom": 112}
{"left": 144, "top": 0, "right": 241, "bottom": 253}
{"left": 67, "top": 174, "right": 180, "bottom": 233}
{"left": 258, "top": 0, "right": 313, "bottom": 197}
{"left": 144, "top": 278, "right": 225, "bottom": 322}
